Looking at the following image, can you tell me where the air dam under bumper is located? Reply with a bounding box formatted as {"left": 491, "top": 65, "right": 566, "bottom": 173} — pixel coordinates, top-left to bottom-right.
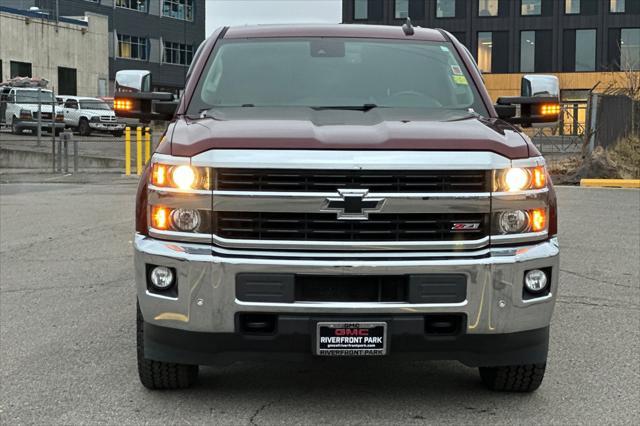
{"left": 134, "top": 234, "right": 559, "bottom": 366}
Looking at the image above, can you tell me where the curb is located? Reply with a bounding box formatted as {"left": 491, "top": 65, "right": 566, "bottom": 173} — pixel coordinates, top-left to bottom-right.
{"left": 580, "top": 179, "right": 640, "bottom": 188}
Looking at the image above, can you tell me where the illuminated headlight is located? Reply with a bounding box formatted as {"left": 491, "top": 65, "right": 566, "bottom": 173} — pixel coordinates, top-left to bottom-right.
{"left": 499, "top": 210, "right": 529, "bottom": 234}
{"left": 150, "top": 266, "right": 175, "bottom": 290}
{"left": 524, "top": 269, "right": 548, "bottom": 293}
{"left": 151, "top": 163, "right": 209, "bottom": 190}
{"left": 495, "top": 167, "right": 547, "bottom": 192}
{"left": 171, "top": 208, "right": 201, "bottom": 232}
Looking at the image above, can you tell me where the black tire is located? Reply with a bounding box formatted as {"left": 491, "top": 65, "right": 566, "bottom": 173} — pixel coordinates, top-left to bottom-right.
{"left": 11, "top": 117, "right": 22, "bottom": 135}
{"left": 479, "top": 363, "right": 546, "bottom": 392}
{"left": 136, "top": 302, "right": 198, "bottom": 390}
{"left": 78, "top": 118, "right": 91, "bottom": 136}
{"left": 112, "top": 130, "right": 123, "bottom": 138}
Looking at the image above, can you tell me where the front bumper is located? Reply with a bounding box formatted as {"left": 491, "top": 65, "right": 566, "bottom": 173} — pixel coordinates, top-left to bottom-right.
{"left": 88, "top": 122, "right": 125, "bottom": 131}
{"left": 16, "top": 120, "right": 65, "bottom": 130}
{"left": 135, "top": 234, "right": 558, "bottom": 364}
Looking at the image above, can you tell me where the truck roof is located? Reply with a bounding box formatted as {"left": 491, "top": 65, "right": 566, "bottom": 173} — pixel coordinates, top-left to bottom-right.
{"left": 224, "top": 24, "right": 447, "bottom": 42}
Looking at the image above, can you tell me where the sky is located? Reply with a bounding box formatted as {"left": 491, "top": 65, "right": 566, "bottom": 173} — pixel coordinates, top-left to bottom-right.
{"left": 205, "top": 0, "right": 343, "bottom": 36}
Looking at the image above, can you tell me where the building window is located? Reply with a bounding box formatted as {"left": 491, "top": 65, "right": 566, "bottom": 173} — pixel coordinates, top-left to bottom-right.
{"left": 58, "top": 67, "right": 77, "bottom": 96}
{"left": 116, "top": 0, "right": 147, "bottom": 12}
{"left": 354, "top": 0, "right": 368, "bottom": 19}
{"left": 520, "top": 31, "right": 536, "bottom": 72}
{"left": 117, "top": 34, "right": 148, "bottom": 60}
{"left": 395, "top": 0, "right": 409, "bottom": 18}
{"left": 521, "top": 0, "right": 541, "bottom": 15}
{"left": 565, "top": 0, "right": 580, "bottom": 14}
{"left": 575, "top": 29, "right": 596, "bottom": 71}
{"left": 610, "top": 0, "right": 625, "bottom": 13}
{"left": 436, "top": 0, "right": 456, "bottom": 18}
{"left": 477, "top": 32, "right": 492, "bottom": 72}
{"left": 620, "top": 28, "right": 640, "bottom": 70}
{"left": 10, "top": 61, "right": 32, "bottom": 78}
{"left": 162, "top": 0, "right": 193, "bottom": 21}
{"left": 478, "top": 0, "right": 499, "bottom": 16}
{"left": 163, "top": 41, "right": 194, "bottom": 66}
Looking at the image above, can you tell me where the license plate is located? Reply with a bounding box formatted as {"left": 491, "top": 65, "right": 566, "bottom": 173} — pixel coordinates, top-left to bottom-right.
{"left": 316, "top": 322, "right": 387, "bottom": 356}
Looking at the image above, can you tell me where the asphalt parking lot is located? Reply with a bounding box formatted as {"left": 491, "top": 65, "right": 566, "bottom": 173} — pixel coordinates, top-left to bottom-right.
{"left": 0, "top": 182, "right": 638, "bottom": 425}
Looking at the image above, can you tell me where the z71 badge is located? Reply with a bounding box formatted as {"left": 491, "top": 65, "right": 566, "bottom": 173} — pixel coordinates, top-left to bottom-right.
{"left": 451, "top": 223, "right": 481, "bottom": 230}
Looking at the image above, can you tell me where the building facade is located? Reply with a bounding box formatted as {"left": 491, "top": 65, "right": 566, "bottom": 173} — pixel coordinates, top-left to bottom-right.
{"left": 0, "top": 7, "right": 109, "bottom": 96}
{"left": 342, "top": 0, "right": 640, "bottom": 100}
{"left": 3, "top": 0, "right": 206, "bottom": 95}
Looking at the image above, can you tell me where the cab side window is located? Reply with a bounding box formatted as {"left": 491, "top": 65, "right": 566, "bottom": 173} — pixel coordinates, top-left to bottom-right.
{"left": 64, "top": 99, "right": 78, "bottom": 109}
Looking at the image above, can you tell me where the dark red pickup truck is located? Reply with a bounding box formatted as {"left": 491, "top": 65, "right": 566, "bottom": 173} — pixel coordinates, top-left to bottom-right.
{"left": 115, "top": 23, "right": 560, "bottom": 392}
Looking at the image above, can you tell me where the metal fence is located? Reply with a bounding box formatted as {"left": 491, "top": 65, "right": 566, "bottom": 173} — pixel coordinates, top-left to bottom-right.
{"left": 0, "top": 98, "right": 163, "bottom": 173}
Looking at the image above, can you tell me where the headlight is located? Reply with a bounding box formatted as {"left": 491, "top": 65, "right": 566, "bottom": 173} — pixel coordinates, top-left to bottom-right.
{"left": 19, "top": 109, "right": 32, "bottom": 120}
{"left": 171, "top": 208, "right": 201, "bottom": 232}
{"left": 151, "top": 163, "right": 209, "bottom": 190}
{"left": 495, "top": 166, "right": 547, "bottom": 192}
{"left": 494, "top": 209, "right": 547, "bottom": 234}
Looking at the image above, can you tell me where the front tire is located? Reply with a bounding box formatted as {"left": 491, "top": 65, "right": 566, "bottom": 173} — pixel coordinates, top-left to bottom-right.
{"left": 11, "top": 117, "right": 23, "bottom": 135}
{"left": 78, "top": 118, "right": 91, "bottom": 136}
{"left": 136, "top": 302, "right": 198, "bottom": 390}
{"left": 479, "top": 363, "right": 546, "bottom": 392}
{"left": 112, "top": 130, "right": 123, "bottom": 138}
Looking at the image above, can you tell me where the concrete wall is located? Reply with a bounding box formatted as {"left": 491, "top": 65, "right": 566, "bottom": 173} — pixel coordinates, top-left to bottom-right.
{"left": 0, "top": 11, "right": 109, "bottom": 96}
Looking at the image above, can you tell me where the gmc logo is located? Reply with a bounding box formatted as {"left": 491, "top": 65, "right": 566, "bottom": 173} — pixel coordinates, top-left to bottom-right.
{"left": 334, "top": 329, "right": 369, "bottom": 336}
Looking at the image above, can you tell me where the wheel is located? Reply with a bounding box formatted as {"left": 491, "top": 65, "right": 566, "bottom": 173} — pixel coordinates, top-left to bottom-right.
{"left": 112, "top": 130, "right": 123, "bottom": 138}
{"left": 78, "top": 118, "right": 91, "bottom": 136}
{"left": 11, "top": 117, "right": 23, "bottom": 135}
{"left": 479, "top": 363, "right": 546, "bottom": 392}
{"left": 136, "top": 302, "right": 198, "bottom": 390}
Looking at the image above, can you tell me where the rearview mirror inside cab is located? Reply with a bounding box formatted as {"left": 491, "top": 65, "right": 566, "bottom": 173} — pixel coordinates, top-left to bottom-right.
{"left": 495, "top": 75, "right": 560, "bottom": 128}
{"left": 113, "top": 70, "right": 178, "bottom": 122}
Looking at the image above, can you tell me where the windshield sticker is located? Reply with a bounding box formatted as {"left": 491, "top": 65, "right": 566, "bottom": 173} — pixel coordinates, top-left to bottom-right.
{"left": 440, "top": 46, "right": 450, "bottom": 52}
{"left": 451, "top": 65, "right": 463, "bottom": 75}
{"left": 452, "top": 75, "right": 468, "bottom": 85}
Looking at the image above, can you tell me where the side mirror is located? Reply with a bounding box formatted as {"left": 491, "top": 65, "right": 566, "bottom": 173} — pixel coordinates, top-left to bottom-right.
{"left": 113, "top": 70, "right": 179, "bottom": 121}
{"left": 494, "top": 75, "right": 560, "bottom": 128}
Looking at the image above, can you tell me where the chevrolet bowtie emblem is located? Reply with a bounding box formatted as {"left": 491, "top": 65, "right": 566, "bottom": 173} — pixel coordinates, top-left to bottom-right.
{"left": 322, "top": 189, "right": 385, "bottom": 220}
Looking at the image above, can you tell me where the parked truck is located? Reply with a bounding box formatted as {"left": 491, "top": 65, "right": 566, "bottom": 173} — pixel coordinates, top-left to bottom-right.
{"left": 114, "top": 24, "right": 560, "bottom": 392}
{"left": 1, "top": 78, "right": 65, "bottom": 135}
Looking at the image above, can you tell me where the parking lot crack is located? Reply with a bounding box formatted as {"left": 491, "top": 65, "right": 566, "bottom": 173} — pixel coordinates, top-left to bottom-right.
{"left": 248, "top": 397, "right": 280, "bottom": 426}
{"left": 560, "top": 268, "right": 637, "bottom": 289}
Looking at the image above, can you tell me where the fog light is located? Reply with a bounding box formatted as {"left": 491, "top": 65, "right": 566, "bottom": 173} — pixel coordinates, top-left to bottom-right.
{"left": 171, "top": 208, "right": 200, "bottom": 232}
{"left": 150, "top": 266, "right": 174, "bottom": 290}
{"left": 499, "top": 210, "right": 529, "bottom": 234}
{"left": 524, "top": 269, "right": 548, "bottom": 293}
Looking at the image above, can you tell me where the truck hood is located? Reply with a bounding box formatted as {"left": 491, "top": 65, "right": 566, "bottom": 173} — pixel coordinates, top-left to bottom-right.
{"left": 17, "top": 104, "right": 61, "bottom": 114}
{"left": 170, "top": 107, "right": 530, "bottom": 159}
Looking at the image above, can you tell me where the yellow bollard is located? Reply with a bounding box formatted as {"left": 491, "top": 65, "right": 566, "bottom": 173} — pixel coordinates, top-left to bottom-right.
{"left": 124, "top": 127, "right": 131, "bottom": 176}
{"left": 136, "top": 126, "right": 143, "bottom": 175}
{"left": 144, "top": 127, "right": 151, "bottom": 164}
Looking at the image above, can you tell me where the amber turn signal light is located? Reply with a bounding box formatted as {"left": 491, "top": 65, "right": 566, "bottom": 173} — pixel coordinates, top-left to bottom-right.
{"left": 151, "top": 206, "right": 171, "bottom": 230}
{"left": 532, "top": 167, "right": 546, "bottom": 189}
{"left": 540, "top": 103, "right": 560, "bottom": 116}
{"left": 113, "top": 98, "right": 133, "bottom": 111}
{"left": 530, "top": 209, "right": 547, "bottom": 232}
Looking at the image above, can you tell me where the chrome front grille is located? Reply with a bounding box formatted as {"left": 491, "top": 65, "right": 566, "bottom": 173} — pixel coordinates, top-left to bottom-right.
{"left": 32, "top": 112, "right": 52, "bottom": 120}
{"left": 213, "top": 212, "right": 488, "bottom": 242}
{"left": 214, "top": 169, "right": 490, "bottom": 193}
{"left": 100, "top": 115, "right": 116, "bottom": 122}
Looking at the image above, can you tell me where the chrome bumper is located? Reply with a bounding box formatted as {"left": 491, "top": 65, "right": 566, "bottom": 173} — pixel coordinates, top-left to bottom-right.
{"left": 89, "top": 122, "right": 125, "bottom": 131}
{"left": 135, "top": 234, "right": 559, "bottom": 335}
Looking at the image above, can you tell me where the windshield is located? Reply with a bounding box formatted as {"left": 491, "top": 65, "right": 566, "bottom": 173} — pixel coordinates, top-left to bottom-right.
{"left": 189, "top": 38, "right": 487, "bottom": 116}
{"left": 80, "top": 100, "right": 111, "bottom": 110}
{"left": 15, "top": 90, "right": 55, "bottom": 104}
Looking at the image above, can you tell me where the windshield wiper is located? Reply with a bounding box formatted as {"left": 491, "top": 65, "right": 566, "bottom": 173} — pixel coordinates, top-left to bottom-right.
{"left": 311, "top": 103, "right": 378, "bottom": 112}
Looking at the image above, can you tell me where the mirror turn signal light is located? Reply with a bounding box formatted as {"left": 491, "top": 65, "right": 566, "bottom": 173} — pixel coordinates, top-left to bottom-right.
{"left": 540, "top": 103, "right": 561, "bottom": 116}
{"left": 113, "top": 98, "right": 133, "bottom": 111}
